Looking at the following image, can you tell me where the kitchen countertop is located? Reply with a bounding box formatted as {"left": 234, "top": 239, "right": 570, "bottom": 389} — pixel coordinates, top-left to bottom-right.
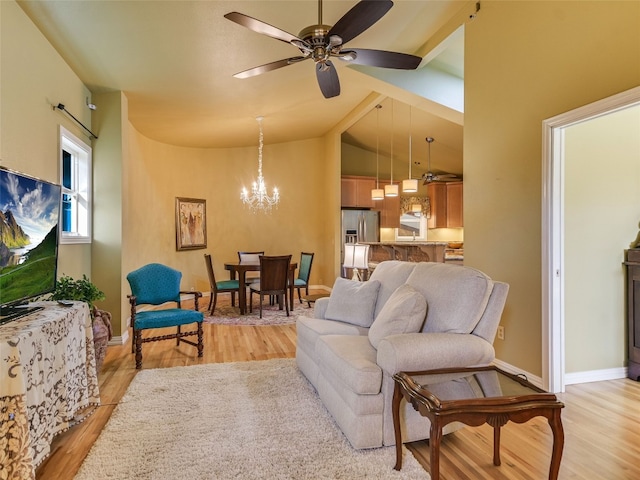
{"left": 360, "top": 241, "right": 449, "bottom": 246}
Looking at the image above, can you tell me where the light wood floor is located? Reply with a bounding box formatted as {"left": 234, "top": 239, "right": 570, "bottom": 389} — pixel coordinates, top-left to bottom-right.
{"left": 36, "top": 294, "right": 640, "bottom": 479}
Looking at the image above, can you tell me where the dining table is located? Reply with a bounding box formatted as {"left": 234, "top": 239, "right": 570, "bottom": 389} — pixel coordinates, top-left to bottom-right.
{"left": 224, "top": 260, "right": 297, "bottom": 315}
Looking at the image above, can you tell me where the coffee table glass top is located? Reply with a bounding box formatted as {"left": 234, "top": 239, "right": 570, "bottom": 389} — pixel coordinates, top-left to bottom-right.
{"left": 395, "top": 366, "right": 555, "bottom": 408}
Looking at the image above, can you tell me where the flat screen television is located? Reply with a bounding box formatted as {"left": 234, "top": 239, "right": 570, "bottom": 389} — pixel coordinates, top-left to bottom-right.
{"left": 0, "top": 166, "right": 61, "bottom": 323}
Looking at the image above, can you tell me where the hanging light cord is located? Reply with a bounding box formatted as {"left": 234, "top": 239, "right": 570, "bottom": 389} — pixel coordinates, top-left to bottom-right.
{"left": 376, "top": 104, "right": 381, "bottom": 189}
{"left": 408, "top": 106, "right": 412, "bottom": 179}
{"left": 390, "top": 100, "right": 394, "bottom": 185}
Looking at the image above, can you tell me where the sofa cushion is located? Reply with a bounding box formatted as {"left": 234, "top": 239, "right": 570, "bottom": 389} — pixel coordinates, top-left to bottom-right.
{"left": 368, "top": 261, "right": 417, "bottom": 319}
{"left": 324, "top": 277, "right": 381, "bottom": 327}
{"left": 406, "top": 263, "right": 494, "bottom": 334}
{"left": 296, "top": 316, "right": 369, "bottom": 358}
{"left": 316, "top": 335, "right": 382, "bottom": 395}
{"left": 368, "top": 284, "right": 427, "bottom": 349}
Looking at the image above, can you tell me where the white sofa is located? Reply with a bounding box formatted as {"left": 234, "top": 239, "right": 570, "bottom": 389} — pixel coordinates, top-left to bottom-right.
{"left": 296, "top": 260, "right": 509, "bottom": 449}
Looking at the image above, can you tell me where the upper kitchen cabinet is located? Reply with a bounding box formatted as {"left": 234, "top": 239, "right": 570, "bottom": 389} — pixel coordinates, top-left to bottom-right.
{"left": 379, "top": 182, "right": 400, "bottom": 229}
{"left": 427, "top": 181, "right": 463, "bottom": 228}
{"left": 446, "top": 181, "right": 463, "bottom": 228}
{"left": 341, "top": 176, "right": 376, "bottom": 208}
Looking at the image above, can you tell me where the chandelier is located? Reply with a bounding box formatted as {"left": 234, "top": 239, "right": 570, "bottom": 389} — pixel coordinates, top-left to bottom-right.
{"left": 241, "top": 116, "right": 280, "bottom": 212}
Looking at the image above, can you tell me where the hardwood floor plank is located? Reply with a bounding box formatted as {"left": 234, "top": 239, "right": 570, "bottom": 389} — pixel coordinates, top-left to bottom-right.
{"left": 35, "top": 292, "right": 640, "bottom": 479}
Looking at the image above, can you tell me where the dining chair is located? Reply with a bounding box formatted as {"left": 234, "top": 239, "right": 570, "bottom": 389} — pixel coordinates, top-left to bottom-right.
{"left": 238, "top": 251, "right": 264, "bottom": 285}
{"left": 204, "top": 254, "right": 240, "bottom": 315}
{"left": 126, "top": 263, "right": 203, "bottom": 369}
{"left": 293, "top": 252, "right": 314, "bottom": 303}
{"left": 249, "top": 255, "right": 292, "bottom": 318}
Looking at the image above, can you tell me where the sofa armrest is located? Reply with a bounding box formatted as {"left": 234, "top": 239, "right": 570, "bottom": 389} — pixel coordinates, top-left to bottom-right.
{"left": 313, "top": 297, "right": 330, "bottom": 319}
{"left": 376, "top": 333, "right": 495, "bottom": 375}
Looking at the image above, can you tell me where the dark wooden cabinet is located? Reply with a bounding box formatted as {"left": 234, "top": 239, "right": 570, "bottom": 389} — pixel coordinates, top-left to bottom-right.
{"left": 624, "top": 249, "right": 640, "bottom": 381}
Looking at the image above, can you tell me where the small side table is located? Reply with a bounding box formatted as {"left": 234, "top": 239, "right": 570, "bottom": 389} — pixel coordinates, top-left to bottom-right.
{"left": 392, "top": 366, "right": 564, "bottom": 480}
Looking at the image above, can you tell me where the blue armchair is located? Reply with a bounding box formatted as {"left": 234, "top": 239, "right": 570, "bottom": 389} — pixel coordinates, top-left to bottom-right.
{"left": 127, "top": 263, "right": 204, "bottom": 369}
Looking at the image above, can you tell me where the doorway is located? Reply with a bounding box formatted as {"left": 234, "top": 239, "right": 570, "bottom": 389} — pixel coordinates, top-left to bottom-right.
{"left": 542, "top": 86, "right": 640, "bottom": 393}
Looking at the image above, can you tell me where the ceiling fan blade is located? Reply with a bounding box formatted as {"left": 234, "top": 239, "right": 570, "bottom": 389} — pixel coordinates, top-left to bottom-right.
{"left": 224, "top": 12, "right": 304, "bottom": 45}
{"left": 233, "top": 57, "right": 308, "bottom": 79}
{"left": 342, "top": 48, "right": 422, "bottom": 69}
{"left": 328, "top": 0, "right": 393, "bottom": 45}
{"left": 316, "top": 61, "right": 340, "bottom": 98}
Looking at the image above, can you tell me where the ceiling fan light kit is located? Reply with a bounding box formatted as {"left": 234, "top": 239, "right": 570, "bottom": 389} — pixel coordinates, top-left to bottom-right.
{"left": 224, "top": 0, "right": 423, "bottom": 99}
{"left": 421, "top": 136, "right": 459, "bottom": 185}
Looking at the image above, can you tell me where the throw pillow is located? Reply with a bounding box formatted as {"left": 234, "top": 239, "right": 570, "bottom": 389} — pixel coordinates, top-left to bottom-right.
{"left": 324, "top": 277, "right": 381, "bottom": 327}
{"left": 368, "top": 284, "right": 428, "bottom": 349}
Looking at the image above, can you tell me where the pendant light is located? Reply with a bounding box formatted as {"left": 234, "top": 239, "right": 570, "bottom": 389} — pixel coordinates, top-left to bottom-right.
{"left": 402, "top": 105, "right": 418, "bottom": 193}
{"left": 371, "top": 104, "right": 384, "bottom": 200}
{"left": 384, "top": 100, "right": 398, "bottom": 197}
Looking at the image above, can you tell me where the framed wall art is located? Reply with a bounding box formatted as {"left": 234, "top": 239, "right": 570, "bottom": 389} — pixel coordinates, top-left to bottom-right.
{"left": 175, "top": 197, "right": 207, "bottom": 250}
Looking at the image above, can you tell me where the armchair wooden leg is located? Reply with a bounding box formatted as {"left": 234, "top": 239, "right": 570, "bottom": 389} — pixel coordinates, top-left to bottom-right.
{"left": 135, "top": 330, "right": 143, "bottom": 369}
{"left": 176, "top": 325, "right": 181, "bottom": 346}
{"left": 197, "top": 322, "right": 203, "bottom": 357}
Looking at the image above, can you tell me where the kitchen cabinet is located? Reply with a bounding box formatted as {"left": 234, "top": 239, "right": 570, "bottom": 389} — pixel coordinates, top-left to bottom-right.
{"left": 446, "top": 181, "right": 463, "bottom": 228}
{"left": 341, "top": 176, "right": 376, "bottom": 208}
{"left": 427, "top": 183, "right": 448, "bottom": 228}
{"left": 379, "top": 182, "right": 400, "bottom": 229}
{"left": 427, "top": 181, "right": 463, "bottom": 228}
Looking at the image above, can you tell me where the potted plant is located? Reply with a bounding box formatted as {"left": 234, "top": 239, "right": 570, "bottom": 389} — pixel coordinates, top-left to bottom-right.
{"left": 49, "top": 274, "right": 112, "bottom": 373}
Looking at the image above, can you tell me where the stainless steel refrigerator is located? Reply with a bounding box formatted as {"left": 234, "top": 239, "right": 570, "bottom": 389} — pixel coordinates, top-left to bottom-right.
{"left": 341, "top": 209, "right": 379, "bottom": 259}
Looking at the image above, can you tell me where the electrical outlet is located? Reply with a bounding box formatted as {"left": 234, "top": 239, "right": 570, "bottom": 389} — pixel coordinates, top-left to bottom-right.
{"left": 497, "top": 326, "right": 505, "bottom": 340}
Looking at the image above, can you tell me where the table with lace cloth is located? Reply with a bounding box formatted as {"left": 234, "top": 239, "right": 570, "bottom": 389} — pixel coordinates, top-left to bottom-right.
{"left": 0, "top": 301, "right": 100, "bottom": 480}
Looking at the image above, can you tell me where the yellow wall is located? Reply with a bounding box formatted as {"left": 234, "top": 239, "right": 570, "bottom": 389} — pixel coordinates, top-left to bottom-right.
{"left": 92, "top": 91, "right": 126, "bottom": 330}
{"left": 1, "top": 1, "right": 92, "bottom": 279}
{"left": 5, "top": 0, "right": 640, "bottom": 378}
{"left": 564, "top": 105, "right": 640, "bottom": 373}
{"left": 465, "top": 0, "right": 640, "bottom": 375}
{"left": 117, "top": 125, "right": 331, "bottom": 336}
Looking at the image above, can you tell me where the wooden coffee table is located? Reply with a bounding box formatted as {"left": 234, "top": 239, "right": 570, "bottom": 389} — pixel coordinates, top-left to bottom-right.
{"left": 392, "top": 366, "right": 565, "bottom": 479}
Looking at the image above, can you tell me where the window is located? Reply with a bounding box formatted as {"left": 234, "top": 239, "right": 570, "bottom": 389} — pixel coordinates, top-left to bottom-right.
{"left": 59, "top": 126, "right": 92, "bottom": 244}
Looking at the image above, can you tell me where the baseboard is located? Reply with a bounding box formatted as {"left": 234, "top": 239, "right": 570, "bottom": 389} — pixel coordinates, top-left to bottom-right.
{"left": 564, "top": 367, "right": 628, "bottom": 385}
{"left": 108, "top": 329, "right": 129, "bottom": 346}
{"left": 493, "top": 359, "right": 628, "bottom": 388}
{"left": 492, "top": 358, "right": 543, "bottom": 389}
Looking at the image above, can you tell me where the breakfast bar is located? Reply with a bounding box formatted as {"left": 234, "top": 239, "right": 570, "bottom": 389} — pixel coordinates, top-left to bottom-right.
{"left": 362, "top": 242, "right": 448, "bottom": 265}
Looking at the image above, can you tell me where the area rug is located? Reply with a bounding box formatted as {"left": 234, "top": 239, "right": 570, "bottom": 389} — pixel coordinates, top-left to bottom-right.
{"left": 203, "top": 300, "right": 309, "bottom": 326}
{"left": 74, "top": 358, "right": 429, "bottom": 479}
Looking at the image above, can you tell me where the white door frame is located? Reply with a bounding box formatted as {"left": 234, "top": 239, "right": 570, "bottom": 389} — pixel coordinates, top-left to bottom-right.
{"left": 542, "top": 86, "right": 640, "bottom": 393}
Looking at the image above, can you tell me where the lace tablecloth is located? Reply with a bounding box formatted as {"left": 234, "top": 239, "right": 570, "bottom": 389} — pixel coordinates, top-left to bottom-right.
{"left": 0, "top": 301, "right": 100, "bottom": 479}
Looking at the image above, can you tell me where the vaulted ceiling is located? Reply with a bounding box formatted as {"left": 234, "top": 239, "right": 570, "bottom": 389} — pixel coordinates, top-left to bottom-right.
{"left": 18, "top": 0, "right": 466, "bottom": 175}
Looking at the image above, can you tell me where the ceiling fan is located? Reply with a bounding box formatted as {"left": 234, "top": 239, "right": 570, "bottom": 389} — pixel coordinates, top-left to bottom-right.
{"left": 422, "top": 137, "right": 460, "bottom": 184}
{"left": 224, "top": 0, "right": 422, "bottom": 99}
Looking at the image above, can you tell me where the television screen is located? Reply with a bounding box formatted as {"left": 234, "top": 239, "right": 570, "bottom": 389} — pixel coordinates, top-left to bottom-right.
{"left": 0, "top": 167, "right": 61, "bottom": 318}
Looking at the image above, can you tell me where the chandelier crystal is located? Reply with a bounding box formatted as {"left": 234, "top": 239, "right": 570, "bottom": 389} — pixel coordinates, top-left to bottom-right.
{"left": 241, "top": 116, "right": 280, "bottom": 212}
